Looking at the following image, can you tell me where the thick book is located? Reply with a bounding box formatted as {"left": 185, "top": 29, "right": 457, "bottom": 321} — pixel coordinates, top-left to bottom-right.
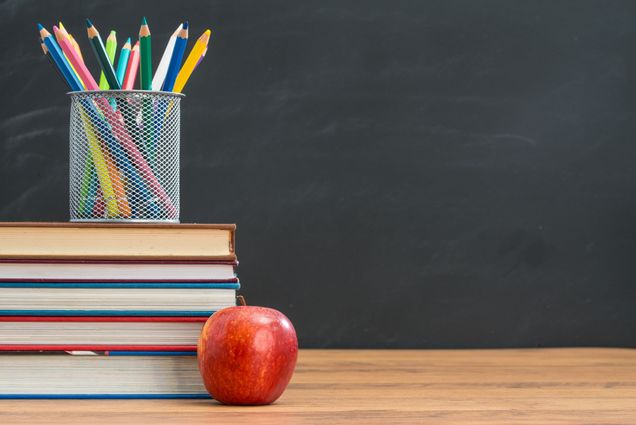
{"left": 0, "top": 350, "right": 208, "bottom": 398}
{"left": 0, "top": 317, "right": 206, "bottom": 350}
{"left": 0, "top": 259, "right": 237, "bottom": 282}
{"left": 0, "top": 283, "right": 237, "bottom": 316}
{"left": 0, "top": 222, "right": 236, "bottom": 260}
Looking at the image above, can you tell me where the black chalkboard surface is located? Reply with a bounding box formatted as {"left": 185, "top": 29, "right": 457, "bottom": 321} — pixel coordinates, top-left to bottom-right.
{"left": 1, "top": 1, "right": 635, "bottom": 347}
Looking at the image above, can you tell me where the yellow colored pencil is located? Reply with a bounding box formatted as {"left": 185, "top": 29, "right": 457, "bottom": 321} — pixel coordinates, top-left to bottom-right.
{"left": 78, "top": 104, "right": 119, "bottom": 217}
{"left": 173, "top": 29, "right": 211, "bottom": 93}
{"left": 56, "top": 22, "right": 85, "bottom": 89}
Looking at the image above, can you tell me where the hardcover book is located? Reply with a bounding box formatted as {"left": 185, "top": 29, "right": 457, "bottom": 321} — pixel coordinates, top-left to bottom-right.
{"left": 0, "top": 222, "right": 236, "bottom": 260}
{"left": 0, "top": 259, "right": 238, "bottom": 282}
{"left": 0, "top": 350, "right": 207, "bottom": 398}
{"left": 0, "top": 282, "right": 238, "bottom": 316}
{"left": 0, "top": 317, "right": 205, "bottom": 350}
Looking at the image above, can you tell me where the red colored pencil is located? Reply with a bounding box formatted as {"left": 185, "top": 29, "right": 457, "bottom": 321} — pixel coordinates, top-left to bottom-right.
{"left": 122, "top": 41, "right": 140, "bottom": 90}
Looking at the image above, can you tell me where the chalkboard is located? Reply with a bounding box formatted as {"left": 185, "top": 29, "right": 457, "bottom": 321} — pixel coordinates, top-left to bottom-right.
{"left": 1, "top": 0, "right": 635, "bottom": 347}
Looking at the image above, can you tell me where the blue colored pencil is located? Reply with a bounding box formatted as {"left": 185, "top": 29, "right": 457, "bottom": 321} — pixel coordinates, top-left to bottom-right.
{"left": 38, "top": 24, "right": 83, "bottom": 91}
{"left": 115, "top": 38, "right": 132, "bottom": 86}
{"left": 161, "top": 22, "right": 188, "bottom": 91}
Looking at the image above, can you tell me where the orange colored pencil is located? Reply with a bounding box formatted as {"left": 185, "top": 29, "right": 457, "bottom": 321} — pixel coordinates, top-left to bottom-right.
{"left": 59, "top": 22, "right": 84, "bottom": 62}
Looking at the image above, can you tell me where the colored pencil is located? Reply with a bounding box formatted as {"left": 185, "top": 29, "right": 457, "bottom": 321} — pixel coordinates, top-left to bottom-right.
{"left": 138, "top": 18, "right": 154, "bottom": 161}
{"left": 58, "top": 22, "right": 84, "bottom": 62}
{"left": 40, "top": 40, "right": 67, "bottom": 88}
{"left": 152, "top": 24, "right": 181, "bottom": 91}
{"left": 173, "top": 29, "right": 211, "bottom": 93}
{"left": 94, "top": 187, "right": 105, "bottom": 216}
{"left": 122, "top": 41, "right": 140, "bottom": 90}
{"left": 53, "top": 25, "right": 99, "bottom": 90}
{"left": 38, "top": 24, "right": 82, "bottom": 91}
{"left": 115, "top": 38, "right": 131, "bottom": 86}
{"left": 86, "top": 19, "right": 121, "bottom": 90}
{"left": 162, "top": 21, "right": 188, "bottom": 91}
{"left": 98, "top": 30, "right": 117, "bottom": 89}
{"left": 139, "top": 17, "right": 152, "bottom": 90}
{"left": 78, "top": 103, "right": 119, "bottom": 217}
{"left": 195, "top": 46, "right": 208, "bottom": 69}
{"left": 68, "top": 34, "right": 83, "bottom": 60}
{"left": 50, "top": 24, "right": 100, "bottom": 214}
{"left": 55, "top": 22, "right": 85, "bottom": 89}
{"left": 79, "top": 161, "right": 98, "bottom": 215}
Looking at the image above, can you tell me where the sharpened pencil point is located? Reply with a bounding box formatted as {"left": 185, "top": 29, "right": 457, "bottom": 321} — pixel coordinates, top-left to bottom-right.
{"left": 141, "top": 16, "right": 148, "bottom": 25}
{"left": 86, "top": 18, "right": 93, "bottom": 27}
{"left": 126, "top": 37, "right": 131, "bottom": 44}
{"left": 182, "top": 21, "right": 189, "bottom": 29}
{"left": 37, "top": 23, "right": 44, "bottom": 31}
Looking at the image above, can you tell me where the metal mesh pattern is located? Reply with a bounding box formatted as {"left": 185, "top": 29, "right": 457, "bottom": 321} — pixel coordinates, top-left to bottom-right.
{"left": 69, "top": 91, "right": 181, "bottom": 222}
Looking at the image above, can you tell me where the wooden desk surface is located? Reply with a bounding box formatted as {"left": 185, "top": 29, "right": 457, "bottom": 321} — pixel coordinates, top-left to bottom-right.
{"left": 1, "top": 348, "right": 635, "bottom": 424}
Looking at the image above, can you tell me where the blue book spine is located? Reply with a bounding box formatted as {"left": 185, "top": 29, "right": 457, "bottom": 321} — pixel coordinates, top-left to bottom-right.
{"left": 0, "top": 394, "right": 209, "bottom": 399}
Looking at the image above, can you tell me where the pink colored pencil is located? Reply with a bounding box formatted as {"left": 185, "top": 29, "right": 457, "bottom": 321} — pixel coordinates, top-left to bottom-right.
{"left": 53, "top": 25, "right": 99, "bottom": 90}
{"left": 122, "top": 41, "right": 140, "bottom": 90}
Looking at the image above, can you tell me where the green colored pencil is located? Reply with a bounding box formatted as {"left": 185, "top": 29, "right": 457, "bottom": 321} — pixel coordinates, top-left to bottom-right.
{"left": 139, "top": 17, "right": 152, "bottom": 90}
{"left": 86, "top": 19, "right": 121, "bottom": 90}
{"left": 139, "top": 17, "right": 154, "bottom": 164}
{"left": 99, "top": 30, "right": 117, "bottom": 89}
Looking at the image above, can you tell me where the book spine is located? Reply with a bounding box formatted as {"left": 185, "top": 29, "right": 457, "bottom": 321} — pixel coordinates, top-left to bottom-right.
{"left": 0, "top": 282, "right": 240, "bottom": 289}
{"left": 0, "top": 316, "right": 208, "bottom": 322}
{"left": 0, "top": 345, "right": 197, "bottom": 351}
{"left": 0, "top": 310, "right": 215, "bottom": 316}
{"left": 0, "top": 278, "right": 239, "bottom": 283}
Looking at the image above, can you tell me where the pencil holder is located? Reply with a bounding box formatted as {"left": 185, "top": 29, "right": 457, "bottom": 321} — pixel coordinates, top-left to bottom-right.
{"left": 68, "top": 90, "right": 182, "bottom": 222}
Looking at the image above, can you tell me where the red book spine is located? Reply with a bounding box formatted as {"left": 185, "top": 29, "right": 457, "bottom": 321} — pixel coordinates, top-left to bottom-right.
{"left": 0, "top": 316, "right": 208, "bottom": 322}
{"left": 0, "top": 259, "right": 238, "bottom": 265}
{"left": 0, "top": 345, "right": 197, "bottom": 351}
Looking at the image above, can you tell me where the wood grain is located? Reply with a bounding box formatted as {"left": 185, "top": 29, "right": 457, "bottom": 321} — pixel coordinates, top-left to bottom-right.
{"left": 1, "top": 348, "right": 635, "bottom": 424}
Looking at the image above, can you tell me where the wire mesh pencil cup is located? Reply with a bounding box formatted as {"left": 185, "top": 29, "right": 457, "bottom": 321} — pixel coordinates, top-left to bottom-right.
{"left": 68, "top": 90, "right": 182, "bottom": 222}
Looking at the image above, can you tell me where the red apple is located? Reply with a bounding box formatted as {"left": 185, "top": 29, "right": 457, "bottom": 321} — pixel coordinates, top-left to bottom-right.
{"left": 198, "top": 304, "right": 298, "bottom": 405}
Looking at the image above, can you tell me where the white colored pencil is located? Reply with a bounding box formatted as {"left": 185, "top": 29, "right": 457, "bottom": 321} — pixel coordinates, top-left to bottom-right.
{"left": 151, "top": 23, "right": 182, "bottom": 91}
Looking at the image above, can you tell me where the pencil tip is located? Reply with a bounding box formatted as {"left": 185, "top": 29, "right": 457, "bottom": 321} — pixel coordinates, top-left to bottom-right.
{"left": 86, "top": 18, "right": 93, "bottom": 27}
{"left": 182, "top": 21, "right": 189, "bottom": 29}
{"left": 37, "top": 23, "right": 44, "bottom": 31}
{"left": 141, "top": 16, "right": 147, "bottom": 25}
{"left": 126, "top": 37, "right": 131, "bottom": 43}
{"left": 109, "top": 30, "right": 116, "bottom": 37}
{"left": 52, "top": 25, "right": 59, "bottom": 32}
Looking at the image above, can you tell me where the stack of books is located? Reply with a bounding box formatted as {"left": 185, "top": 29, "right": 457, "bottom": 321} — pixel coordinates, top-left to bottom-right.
{"left": 0, "top": 222, "right": 238, "bottom": 398}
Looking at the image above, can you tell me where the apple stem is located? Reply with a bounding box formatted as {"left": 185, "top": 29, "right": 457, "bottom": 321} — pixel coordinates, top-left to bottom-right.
{"left": 237, "top": 295, "right": 247, "bottom": 306}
